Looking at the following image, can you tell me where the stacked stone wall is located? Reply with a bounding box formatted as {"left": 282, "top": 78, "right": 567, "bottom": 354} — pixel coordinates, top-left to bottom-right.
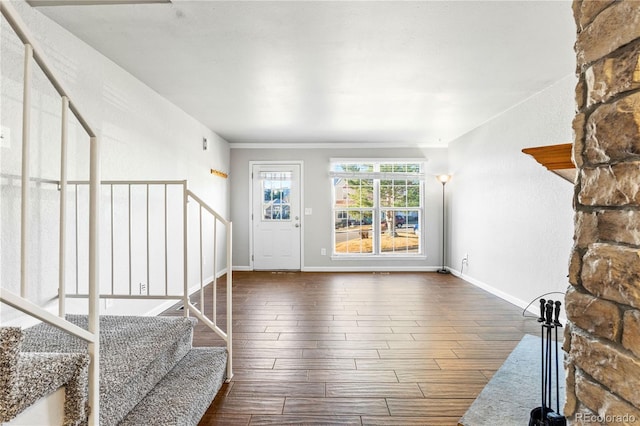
{"left": 567, "top": 1, "right": 640, "bottom": 423}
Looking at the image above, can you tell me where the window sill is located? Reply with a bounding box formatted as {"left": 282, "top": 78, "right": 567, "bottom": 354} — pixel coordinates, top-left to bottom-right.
{"left": 330, "top": 254, "right": 427, "bottom": 261}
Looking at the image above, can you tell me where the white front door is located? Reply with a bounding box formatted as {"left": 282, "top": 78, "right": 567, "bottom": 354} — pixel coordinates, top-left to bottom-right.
{"left": 252, "top": 163, "right": 301, "bottom": 270}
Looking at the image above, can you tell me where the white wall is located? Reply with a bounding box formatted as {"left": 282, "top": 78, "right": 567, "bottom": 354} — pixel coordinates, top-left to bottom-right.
{"left": 230, "top": 146, "right": 448, "bottom": 271}
{"left": 1, "top": 0, "right": 576, "bottom": 324}
{"left": 447, "top": 74, "right": 576, "bottom": 312}
{"left": 1, "top": 1, "right": 230, "bottom": 323}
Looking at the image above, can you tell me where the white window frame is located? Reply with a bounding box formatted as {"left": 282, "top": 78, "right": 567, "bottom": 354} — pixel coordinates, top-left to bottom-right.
{"left": 330, "top": 158, "right": 426, "bottom": 259}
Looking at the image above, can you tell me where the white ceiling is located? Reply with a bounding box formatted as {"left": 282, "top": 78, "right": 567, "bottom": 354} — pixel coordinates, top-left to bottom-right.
{"left": 33, "top": 0, "right": 576, "bottom": 147}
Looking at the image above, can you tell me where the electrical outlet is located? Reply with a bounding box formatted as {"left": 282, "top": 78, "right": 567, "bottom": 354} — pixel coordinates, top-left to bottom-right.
{"left": 320, "top": 248, "right": 327, "bottom": 256}
{"left": 462, "top": 253, "right": 469, "bottom": 264}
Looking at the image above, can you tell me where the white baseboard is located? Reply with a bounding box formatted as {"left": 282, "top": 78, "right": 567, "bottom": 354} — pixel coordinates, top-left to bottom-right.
{"left": 448, "top": 267, "right": 531, "bottom": 313}
{"left": 2, "top": 269, "right": 229, "bottom": 325}
{"left": 449, "top": 268, "right": 567, "bottom": 323}
{"left": 144, "top": 268, "right": 228, "bottom": 317}
{"left": 2, "top": 309, "right": 56, "bottom": 329}
{"left": 143, "top": 296, "right": 195, "bottom": 317}
{"left": 233, "top": 265, "right": 441, "bottom": 272}
{"left": 302, "top": 266, "right": 440, "bottom": 272}
{"left": 234, "top": 265, "right": 440, "bottom": 273}
{"left": 232, "top": 265, "right": 253, "bottom": 271}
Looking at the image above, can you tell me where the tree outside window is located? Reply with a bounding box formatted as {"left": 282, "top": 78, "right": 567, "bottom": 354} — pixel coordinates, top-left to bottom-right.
{"left": 331, "top": 160, "right": 424, "bottom": 257}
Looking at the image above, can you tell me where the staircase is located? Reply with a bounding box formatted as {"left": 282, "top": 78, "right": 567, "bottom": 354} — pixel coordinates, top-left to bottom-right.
{"left": 0, "top": 327, "right": 89, "bottom": 424}
{"left": 1, "top": 315, "right": 227, "bottom": 425}
{"left": 0, "top": 2, "right": 232, "bottom": 424}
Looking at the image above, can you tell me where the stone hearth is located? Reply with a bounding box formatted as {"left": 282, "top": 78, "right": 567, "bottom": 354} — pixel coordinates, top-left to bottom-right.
{"left": 459, "top": 334, "right": 566, "bottom": 426}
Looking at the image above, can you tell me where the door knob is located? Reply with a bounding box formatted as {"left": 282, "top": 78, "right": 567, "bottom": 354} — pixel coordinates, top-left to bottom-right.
{"left": 295, "top": 224, "right": 300, "bottom": 228}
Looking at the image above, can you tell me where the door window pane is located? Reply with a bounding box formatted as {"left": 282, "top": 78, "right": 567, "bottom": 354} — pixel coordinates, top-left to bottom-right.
{"left": 261, "top": 172, "right": 292, "bottom": 221}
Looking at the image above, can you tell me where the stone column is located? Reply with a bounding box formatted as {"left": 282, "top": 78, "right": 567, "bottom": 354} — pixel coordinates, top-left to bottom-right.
{"left": 566, "top": 0, "right": 640, "bottom": 424}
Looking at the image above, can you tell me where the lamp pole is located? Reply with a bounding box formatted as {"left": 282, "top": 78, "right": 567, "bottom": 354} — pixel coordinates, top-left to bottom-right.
{"left": 436, "top": 175, "right": 451, "bottom": 274}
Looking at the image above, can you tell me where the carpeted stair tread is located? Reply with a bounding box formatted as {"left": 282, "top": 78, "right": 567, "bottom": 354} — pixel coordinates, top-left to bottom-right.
{"left": 1, "top": 328, "right": 89, "bottom": 425}
{"left": 119, "top": 347, "right": 228, "bottom": 426}
{"left": 21, "top": 315, "right": 197, "bottom": 425}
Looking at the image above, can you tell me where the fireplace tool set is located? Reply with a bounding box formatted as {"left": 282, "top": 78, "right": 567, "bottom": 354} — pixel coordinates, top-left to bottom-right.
{"left": 529, "top": 299, "right": 566, "bottom": 426}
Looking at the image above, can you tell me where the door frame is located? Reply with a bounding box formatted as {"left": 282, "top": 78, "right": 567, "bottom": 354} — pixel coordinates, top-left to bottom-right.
{"left": 249, "top": 161, "right": 305, "bottom": 271}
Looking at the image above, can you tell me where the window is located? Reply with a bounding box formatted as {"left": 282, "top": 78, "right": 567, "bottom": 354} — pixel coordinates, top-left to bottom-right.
{"left": 261, "top": 172, "right": 292, "bottom": 220}
{"left": 330, "top": 160, "right": 425, "bottom": 257}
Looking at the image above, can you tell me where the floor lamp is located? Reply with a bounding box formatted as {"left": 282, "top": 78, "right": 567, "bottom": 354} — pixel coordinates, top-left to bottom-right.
{"left": 436, "top": 174, "right": 451, "bottom": 274}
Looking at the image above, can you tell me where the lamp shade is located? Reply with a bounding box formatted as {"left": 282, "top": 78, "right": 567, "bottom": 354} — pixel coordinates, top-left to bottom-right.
{"left": 437, "top": 174, "right": 451, "bottom": 184}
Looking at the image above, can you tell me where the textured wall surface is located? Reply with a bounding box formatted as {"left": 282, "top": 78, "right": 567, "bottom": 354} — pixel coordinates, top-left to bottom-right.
{"left": 1, "top": 0, "right": 230, "bottom": 323}
{"left": 447, "top": 74, "right": 576, "bottom": 313}
{"left": 566, "top": 0, "right": 640, "bottom": 423}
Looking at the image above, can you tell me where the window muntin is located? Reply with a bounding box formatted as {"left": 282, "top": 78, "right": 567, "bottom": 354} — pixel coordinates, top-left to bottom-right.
{"left": 261, "top": 172, "right": 292, "bottom": 221}
{"left": 331, "top": 161, "right": 424, "bottom": 257}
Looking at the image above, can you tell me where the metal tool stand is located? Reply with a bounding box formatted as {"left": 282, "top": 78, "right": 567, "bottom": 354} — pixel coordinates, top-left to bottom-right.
{"left": 529, "top": 299, "right": 566, "bottom": 426}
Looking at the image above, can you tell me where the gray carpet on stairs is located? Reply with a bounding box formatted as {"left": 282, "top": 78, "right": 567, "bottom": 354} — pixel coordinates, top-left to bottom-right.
{"left": 3, "top": 315, "right": 227, "bottom": 425}
{"left": 120, "top": 347, "right": 228, "bottom": 426}
{"left": 0, "top": 327, "right": 90, "bottom": 425}
{"left": 19, "top": 315, "right": 202, "bottom": 425}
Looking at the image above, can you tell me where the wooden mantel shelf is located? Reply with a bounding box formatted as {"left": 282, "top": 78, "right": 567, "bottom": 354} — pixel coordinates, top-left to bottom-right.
{"left": 522, "top": 143, "right": 575, "bottom": 182}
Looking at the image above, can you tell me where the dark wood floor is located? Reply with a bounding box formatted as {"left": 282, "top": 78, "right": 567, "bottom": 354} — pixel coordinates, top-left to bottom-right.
{"left": 166, "top": 271, "right": 541, "bottom": 425}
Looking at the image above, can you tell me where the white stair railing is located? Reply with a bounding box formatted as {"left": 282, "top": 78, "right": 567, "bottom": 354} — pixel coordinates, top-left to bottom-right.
{"left": 62, "top": 180, "right": 234, "bottom": 380}
{"left": 185, "top": 189, "right": 233, "bottom": 380}
{"left": 0, "top": 2, "right": 100, "bottom": 424}
{"left": 0, "top": 6, "right": 233, "bottom": 425}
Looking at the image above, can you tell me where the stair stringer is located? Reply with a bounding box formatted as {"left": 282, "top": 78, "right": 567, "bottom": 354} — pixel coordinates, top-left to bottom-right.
{"left": 0, "top": 327, "right": 90, "bottom": 425}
